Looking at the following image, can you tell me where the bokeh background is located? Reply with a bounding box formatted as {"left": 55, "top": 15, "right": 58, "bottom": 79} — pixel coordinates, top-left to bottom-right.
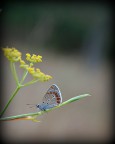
{"left": 1, "top": 1, "right": 114, "bottom": 144}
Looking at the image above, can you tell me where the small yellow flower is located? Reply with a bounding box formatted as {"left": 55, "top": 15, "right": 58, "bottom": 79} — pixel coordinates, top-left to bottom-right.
{"left": 19, "top": 59, "right": 29, "bottom": 69}
{"left": 45, "top": 75, "right": 52, "bottom": 81}
{"left": 2, "top": 48, "right": 22, "bottom": 62}
{"left": 26, "top": 53, "right": 31, "bottom": 61}
{"left": 26, "top": 53, "right": 31, "bottom": 57}
{"left": 27, "top": 67, "right": 52, "bottom": 82}
{"left": 30, "top": 63, "right": 34, "bottom": 67}
{"left": 36, "top": 68, "right": 40, "bottom": 72}
{"left": 26, "top": 53, "right": 42, "bottom": 63}
{"left": 27, "top": 67, "right": 35, "bottom": 74}
{"left": 20, "top": 59, "right": 25, "bottom": 65}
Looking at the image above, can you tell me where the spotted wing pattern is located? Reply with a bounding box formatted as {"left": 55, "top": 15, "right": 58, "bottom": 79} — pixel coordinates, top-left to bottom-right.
{"left": 43, "top": 84, "right": 62, "bottom": 105}
{"left": 36, "top": 84, "right": 62, "bottom": 110}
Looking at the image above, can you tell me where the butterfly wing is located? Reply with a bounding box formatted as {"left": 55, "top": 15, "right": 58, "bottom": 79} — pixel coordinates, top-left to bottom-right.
{"left": 43, "top": 84, "right": 62, "bottom": 106}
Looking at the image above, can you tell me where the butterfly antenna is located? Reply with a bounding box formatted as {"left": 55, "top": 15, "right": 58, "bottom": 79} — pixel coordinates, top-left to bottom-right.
{"left": 26, "top": 104, "right": 36, "bottom": 108}
{"left": 29, "top": 106, "right": 35, "bottom": 108}
{"left": 26, "top": 104, "right": 35, "bottom": 105}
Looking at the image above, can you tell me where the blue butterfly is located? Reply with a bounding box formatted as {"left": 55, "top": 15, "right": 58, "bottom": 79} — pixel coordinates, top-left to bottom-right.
{"left": 36, "top": 84, "right": 62, "bottom": 111}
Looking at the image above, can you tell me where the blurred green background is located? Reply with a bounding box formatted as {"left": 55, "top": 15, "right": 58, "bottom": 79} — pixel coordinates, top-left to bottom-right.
{"left": 1, "top": 2, "right": 113, "bottom": 143}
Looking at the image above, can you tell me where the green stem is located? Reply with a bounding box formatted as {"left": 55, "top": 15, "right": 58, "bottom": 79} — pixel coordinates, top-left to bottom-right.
{"left": 10, "top": 62, "right": 19, "bottom": 85}
{"left": 20, "top": 70, "right": 28, "bottom": 84}
{"left": 0, "top": 94, "right": 91, "bottom": 121}
{"left": 0, "top": 86, "right": 21, "bottom": 117}
{"left": 23, "top": 79, "right": 39, "bottom": 87}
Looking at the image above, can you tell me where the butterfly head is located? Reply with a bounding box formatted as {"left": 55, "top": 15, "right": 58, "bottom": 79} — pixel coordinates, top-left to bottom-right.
{"left": 36, "top": 104, "right": 39, "bottom": 108}
{"left": 36, "top": 102, "right": 48, "bottom": 111}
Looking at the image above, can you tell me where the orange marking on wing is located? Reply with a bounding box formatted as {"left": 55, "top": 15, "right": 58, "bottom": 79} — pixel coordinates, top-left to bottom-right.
{"left": 57, "top": 101, "right": 60, "bottom": 104}
{"left": 55, "top": 93, "right": 59, "bottom": 97}
{"left": 57, "top": 97, "right": 61, "bottom": 100}
{"left": 52, "top": 92, "right": 59, "bottom": 97}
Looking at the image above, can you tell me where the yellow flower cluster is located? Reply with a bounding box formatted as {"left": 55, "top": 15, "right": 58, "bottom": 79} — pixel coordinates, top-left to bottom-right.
{"left": 27, "top": 67, "right": 52, "bottom": 81}
{"left": 26, "top": 53, "right": 42, "bottom": 63}
{"left": 2, "top": 47, "right": 52, "bottom": 82}
{"left": 2, "top": 48, "right": 21, "bottom": 62}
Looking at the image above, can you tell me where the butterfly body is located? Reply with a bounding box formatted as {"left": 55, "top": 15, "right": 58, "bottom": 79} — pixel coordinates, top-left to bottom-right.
{"left": 36, "top": 103, "right": 57, "bottom": 111}
{"left": 36, "top": 84, "right": 62, "bottom": 111}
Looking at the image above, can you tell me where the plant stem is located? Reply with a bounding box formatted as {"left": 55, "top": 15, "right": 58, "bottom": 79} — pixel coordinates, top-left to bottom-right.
{"left": 10, "top": 62, "right": 19, "bottom": 85}
{"left": 20, "top": 70, "right": 28, "bottom": 84}
{"left": 0, "top": 86, "right": 21, "bottom": 117}
{"left": 23, "top": 79, "right": 39, "bottom": 87}
{"left": 0, "top": 94, "right": 91, "bottom": 121}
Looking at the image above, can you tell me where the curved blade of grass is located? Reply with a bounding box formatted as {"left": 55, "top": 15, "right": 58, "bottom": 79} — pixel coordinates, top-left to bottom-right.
{"left": 0, "top": 94, "right": 91, "bottom": 121}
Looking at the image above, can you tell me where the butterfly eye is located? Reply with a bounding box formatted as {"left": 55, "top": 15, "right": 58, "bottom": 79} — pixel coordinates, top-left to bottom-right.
{"left": 36, "top": 104, "right": 39, "bottom": 108}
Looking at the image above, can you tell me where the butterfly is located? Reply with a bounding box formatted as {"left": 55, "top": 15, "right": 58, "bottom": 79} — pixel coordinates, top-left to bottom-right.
{"left": 36, "top": 84, "right": 62, "bottom": 111}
